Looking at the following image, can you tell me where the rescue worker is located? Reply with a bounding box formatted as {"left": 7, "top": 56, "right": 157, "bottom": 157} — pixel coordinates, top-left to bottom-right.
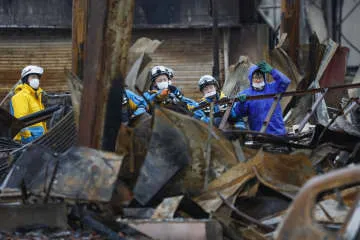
{"left": 121, "top": 89, "right": 148, "bottom": 125}
{"left": 144, "top": 65, "right": 195, "bottom": 108}
{"left": 10, "top": 65, "right": 47, "bottom": 143}
{"left": 166, "top": 67, "right": 175, "bottom": 85}
{"left": 233, "top": 61, "right": 291, "bottom": 135}
{"left": 193, "top": 75, "right": 245, "bottom": 129}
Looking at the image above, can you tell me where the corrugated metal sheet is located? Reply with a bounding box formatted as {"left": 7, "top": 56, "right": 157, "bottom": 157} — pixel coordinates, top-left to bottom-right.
{"left": 0, "top": 29, "right": 222, "bottom": 102}
{"left": 0, "top": 40, "right": 71, "bottom": 99}
{"left": 132, "top": 29, "right": 221, "bottom": 101}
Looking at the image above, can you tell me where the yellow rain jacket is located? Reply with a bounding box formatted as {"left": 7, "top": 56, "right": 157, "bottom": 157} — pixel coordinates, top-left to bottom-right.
{"left": 10, "top": 84, "right": 47, "bottom": 143}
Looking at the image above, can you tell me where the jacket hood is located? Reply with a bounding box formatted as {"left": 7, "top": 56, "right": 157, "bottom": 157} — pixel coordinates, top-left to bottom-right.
{"left": 248, "top": 65, "right": 266, "bottom": 86}
{"left": 14, "top": 84, "right": 25, "bottom": 94}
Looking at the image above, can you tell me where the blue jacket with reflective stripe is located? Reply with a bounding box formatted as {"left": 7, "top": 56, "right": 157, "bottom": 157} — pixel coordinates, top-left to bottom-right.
{"left": 125, "top": 89, "right": 147, "bottom": 116}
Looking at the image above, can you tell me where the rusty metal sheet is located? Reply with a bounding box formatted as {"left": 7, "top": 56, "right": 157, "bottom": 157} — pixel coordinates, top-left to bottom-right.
{"left": 194, "top": 150, "right": 263, "bottom": 213}
{"left": 134, "top": 108, "right": 238, "bottom": 206}
{"left": 195, "top": 149, "right": 314, "bottom": 213}
{"left": 116, "top": 113, "right": 152, "bottom": 190}
{"left": 319, "top": 47, "right": 350, "bottom": 108}
{"left": 133, "top": 108, "right": 191, "bottom": 206}
{"left": 5, "top": 145, "right": 123, "bottom": 202}
{"left": 46, "top": 146, "right": 124, "bottom": 201}
{"left": 255, "top": 151, "right": 315, "bottom": 192}
{"left": 275, "top": 166, "right": 360, "bottom": 240}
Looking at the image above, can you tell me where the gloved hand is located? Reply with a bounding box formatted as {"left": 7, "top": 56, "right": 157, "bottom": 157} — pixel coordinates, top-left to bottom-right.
{"left": 159, "top": 89, "right": 169, "bottom": 98}
{"left": 257, "top": 61, "right": 273, "bottom": 73}
{"left": 238, "top": 94, "right": 247, "bottom": 103}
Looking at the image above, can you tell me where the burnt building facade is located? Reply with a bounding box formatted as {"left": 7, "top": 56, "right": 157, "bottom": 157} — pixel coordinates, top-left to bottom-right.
{"left": 0, "top": 0, "right": 267, "bottom": 100}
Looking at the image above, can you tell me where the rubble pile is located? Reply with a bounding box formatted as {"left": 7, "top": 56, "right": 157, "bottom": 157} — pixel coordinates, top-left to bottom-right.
{"left": 0, "top": 37, "right": 359, "bottom": 239}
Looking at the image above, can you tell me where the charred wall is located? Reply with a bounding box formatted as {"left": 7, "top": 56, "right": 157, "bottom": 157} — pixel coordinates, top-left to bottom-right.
{"left": 0, "top": 0, "right": 72, "bottom": 28}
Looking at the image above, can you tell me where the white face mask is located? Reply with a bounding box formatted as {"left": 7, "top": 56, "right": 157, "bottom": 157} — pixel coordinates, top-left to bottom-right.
{"left": 157, "top": 81, "right": 169, "bottom": 90}
{"left": 204, "top": 90, "right": 217, "bottom": 98}
{"left": 168, "top": 80, "right": 172, "bottom": 85}
{"left": 29, "top": 78, "right": 40, "bottom": 89}
{"left": 252, "top": 81, "right": 265, "bottom": 90}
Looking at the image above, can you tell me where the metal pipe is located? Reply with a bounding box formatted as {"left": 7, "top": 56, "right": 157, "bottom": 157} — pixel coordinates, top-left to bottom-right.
{"left": 192, "top": 82, "right": 360, "bottom": 111}
{"left": 260, "top": 93, "right": 282, "bottom": 133}
{"left": 204, "top": 102, "right": 214, "bottom": 191}
{"left": 297, "top": 88, "right": 328, "bottom": 133}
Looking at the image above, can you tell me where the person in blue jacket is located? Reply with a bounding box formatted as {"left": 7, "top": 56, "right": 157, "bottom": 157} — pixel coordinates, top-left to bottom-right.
{"left": 122, "top": 89, "right": 148, "bottom": 125}
{"left": 233, "top": 61, "right": 291, "bottom": 135}
{"left": 144, "top": 65, "right": 195, "bottom": 109}
{"left": 192, "top": 75, "right": 246, "bottom": 129}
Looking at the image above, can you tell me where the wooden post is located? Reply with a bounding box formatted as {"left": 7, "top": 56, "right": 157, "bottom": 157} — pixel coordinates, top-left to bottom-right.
{"left": 77, "top": 0, "right": 135, "bottom": 149}
{"left": 72, "top": 0, "right": 87, "bottom": 79}
{"left": 212, "top": 0, "right": 220, "bottom": 81}
{"left": 281, "top": 0, "right": 300, "bottom": 67}
{"left": 223, "top": 28, "right": 230, "bottom": 82}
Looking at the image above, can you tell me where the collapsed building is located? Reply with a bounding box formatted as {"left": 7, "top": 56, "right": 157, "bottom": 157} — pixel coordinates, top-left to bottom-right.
{"left": 0, "top": 0, "right": 359, "bottom": 239}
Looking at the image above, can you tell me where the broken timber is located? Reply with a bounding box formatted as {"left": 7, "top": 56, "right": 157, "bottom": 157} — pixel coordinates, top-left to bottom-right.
{"left": 78, "top": 0, "right": 135, "bottom": 149}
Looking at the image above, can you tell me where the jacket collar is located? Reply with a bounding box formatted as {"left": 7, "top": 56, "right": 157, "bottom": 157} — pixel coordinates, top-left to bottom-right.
{"left": 19, "top": 83, "right": 43, "bottom": 96}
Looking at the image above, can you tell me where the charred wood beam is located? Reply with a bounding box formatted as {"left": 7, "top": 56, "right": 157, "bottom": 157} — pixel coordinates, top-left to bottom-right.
{"left": 211, "top": 0, "right": 220, "bottom": 81}
{"left": 72, "top": 0, "right": 87, "bottom": 79}
{"left": 281, "top": 0, "right": 300, "bottom": 66}
{"left": 78, "top": 0, "right": 135, "bottom": 149}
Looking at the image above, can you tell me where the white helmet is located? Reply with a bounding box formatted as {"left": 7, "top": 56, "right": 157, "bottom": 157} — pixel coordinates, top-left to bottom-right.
{"left": 198, "top": 75, "right": 219, "bottom": 92}
{"left": 21, "top": 65, "right": 44, "bottom": 80}
{"left": 150, "top": 65, "right": 169, "bottom": 82}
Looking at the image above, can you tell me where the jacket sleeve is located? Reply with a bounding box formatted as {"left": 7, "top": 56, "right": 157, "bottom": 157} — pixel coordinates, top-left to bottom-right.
{"left": 232, "top": 91, "right": 249, "bottom": 118}
{"left": 169, "top": 85, "right": 183, "bottom": 99}
{"left": 269, "top": 68, "right": 291, "bottom": 93}
{"left": 126, "top": 90, "right": 148, "bottom": 116}
{"left": 11, "top": 94, "right": 29, "bottom": 118}
{"left": 181, "top": 96, "right": 198, "bottom": 110}
{"left": 193, "top": 109, "right": 210, "bottom": 123}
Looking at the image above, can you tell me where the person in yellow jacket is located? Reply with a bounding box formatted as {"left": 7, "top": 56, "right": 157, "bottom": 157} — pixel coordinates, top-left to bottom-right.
{"left": 10, "top": 65, "right": 47, "bottom": 143}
